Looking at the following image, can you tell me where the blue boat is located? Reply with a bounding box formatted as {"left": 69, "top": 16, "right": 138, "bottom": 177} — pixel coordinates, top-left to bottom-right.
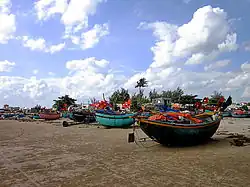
{"left": 95, "top": 112, "right": 135, "bottom": 128}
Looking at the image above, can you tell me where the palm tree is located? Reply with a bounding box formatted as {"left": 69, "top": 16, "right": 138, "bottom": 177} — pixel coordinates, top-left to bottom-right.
{"left": 135, "top": 78, "right": 148, "bottom": 95}
{"left": 53, "top": 95, "right": 76, "bottom": 111}
{"left": 135, "top": 77, "right": 148, "bottom": 104}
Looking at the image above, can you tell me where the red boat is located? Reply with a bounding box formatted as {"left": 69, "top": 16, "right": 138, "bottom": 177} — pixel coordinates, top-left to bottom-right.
{"left": 39, "top": 113, "right": 60, "bottom": 120}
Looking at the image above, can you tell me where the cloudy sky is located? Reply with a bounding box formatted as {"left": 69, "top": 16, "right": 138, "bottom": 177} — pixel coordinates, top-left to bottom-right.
{"left": 0, "top": 0, "right": 250, "bottom": 107}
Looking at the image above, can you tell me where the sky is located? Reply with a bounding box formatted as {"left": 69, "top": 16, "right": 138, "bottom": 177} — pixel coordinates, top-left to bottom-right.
{"left": 0, "top": 0, "right": 250, "bottom": 107}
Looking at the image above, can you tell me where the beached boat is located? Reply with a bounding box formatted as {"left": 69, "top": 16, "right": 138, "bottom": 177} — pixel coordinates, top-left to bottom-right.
{"left": 39, "top": 113, "right": 60, "bottom": 120}
{"left": 136, "top": 113, "right": 222, "bottom": 146}
{"left": 70, "top": 111, "right": 96, "bottom": 123}
{"left": 231, "top": 110, "right": 249, "bottom": 118}
{"left": 33, "top": 115, "right": 40, "bottom": 119}
{"left": 95, "top": 112, "right": 135, "bottom": 128}
{"left": 222, "top": 111, "right": 231, "bottom": 117}
{"left": 231, "top": 113, "right": 249, "bottom": 118}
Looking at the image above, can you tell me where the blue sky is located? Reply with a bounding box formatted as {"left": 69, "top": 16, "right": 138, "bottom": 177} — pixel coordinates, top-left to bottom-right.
{"left": 0, "top": 0, "right": 250, "bottom": 107}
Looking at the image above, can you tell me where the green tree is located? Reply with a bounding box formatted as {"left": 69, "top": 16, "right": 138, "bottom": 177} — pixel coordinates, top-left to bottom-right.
{"left": 135, "top": 78, "right": 148, "bottom": 104}
{"left": 209, "top": 91, "right": 223, "bottom": 105}
{"left": 109, "top": 88, "right": 130, "bottom": 105}
{"left": 149, "top": 89, "right": 160, "bottom": 101}
{"left": 161, "top": 90, "right": 173, "bottom": 99}
{"left": 53, "top": 95, "right": 76, "bottom": 110}
{"left": 242, "top": 105, "right": 248, "bottom": 111}
{"left": 171, "top": 87, "right": 184, "bottom": 103}
{"left": 161, "top": 87, "right": 184, "bottom": 103}
{"left": 130, "top": 93, "right": 150, "bottom": 112}
{"left": 179, "top": 94, "right": 198, "bottom": 105}
{"left": 130, "top": 94, "right": 140, "bottom": 112}
{"left": 135, "top": 78, "right": 148, "bottom": 96}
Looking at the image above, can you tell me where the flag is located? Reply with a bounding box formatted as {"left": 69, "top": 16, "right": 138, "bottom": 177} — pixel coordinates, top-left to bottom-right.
{"left": 221, "top": 96, "right": 232, "bottom": 111}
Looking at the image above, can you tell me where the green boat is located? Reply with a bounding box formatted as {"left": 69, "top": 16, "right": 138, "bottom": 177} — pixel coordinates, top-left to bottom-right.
{"left": 33, "top": 115, "right": 40, "bottom": 119}
{"left": 95, "top": 112, "right": 135, "bottom": 128}
{"left": 136, "top": 113, "right": 222, "bottom": 146}
{"left": 222, "top": 111, "right": 231, "bottom": 117}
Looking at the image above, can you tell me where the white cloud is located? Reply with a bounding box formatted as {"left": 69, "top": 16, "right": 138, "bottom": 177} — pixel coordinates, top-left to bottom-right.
{"left": 242, "top": 87, "right": 250, "bottom": 98}
{"left": 61, "top": 0, "right": 105, "bottom": 35}
{"left": 21, "top": 36, "right": 65, "bottom": 53}
{"left": 1, "top": 5, "right": 250, "bottom": 107}
{"left": 48, "top": 72, "right": 55, "bottom": 76}
{"left": 241, "top": 62, "right": 250, "bottom": 73}
{"left": 33, "top": 69, "right": 39, "bottom": 75}
{"left": 0, "top": 0, "right": 16, "bottom": 43}
{"left": 0, "top": 0, "right": 11, "bottom": 13}
{"left": 204, "top": 59, "right": 231, "bottom": 71}
{"left": 139, "top": 6, "right": 238, "bottom": 68}
{"left": 35, "top": 0, "right": 68, "bottom": 21}
{"left": 49, "top": 43, "right": 66, "bottom": 54}
{"left": 34, "top": 0, "right": 108, "bottom": 50}
{"left": 35, "top": 0, "right": 106, "bottom": 35}
{"left": 124, "top": 5, "right": 247, "bottom": 100}
{"left": 0, "top": 57, "right": 124, "bottom": 107}
{"left": 66, "top": 57, "right": 109, "bottom": 72}
{"left": 0, "top": 60, "right": 15, "bottom": 72}
{"left": 22, "top": 36, "right": 46, "bottom": 51}
{"left": 80, "top": 23, "right": 109, "bottom": 49}
{"left": 65, "top": 23, "right": 109, "bottom": 49}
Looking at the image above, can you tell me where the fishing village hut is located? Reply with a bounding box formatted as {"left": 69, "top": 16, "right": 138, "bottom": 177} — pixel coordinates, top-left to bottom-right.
{"left": 152, "top": 97, "right": 172, "bottom": 106}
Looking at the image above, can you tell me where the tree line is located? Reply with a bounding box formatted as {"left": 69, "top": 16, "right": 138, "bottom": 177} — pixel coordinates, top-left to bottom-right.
{"left": 50, "top": 78, "right": 228, "bottom": 111}
{"left": 109, "top": 78, "right": 226, "bottom": 111}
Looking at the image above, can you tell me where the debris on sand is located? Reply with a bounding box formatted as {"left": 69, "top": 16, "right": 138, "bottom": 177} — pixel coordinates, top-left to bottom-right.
{"left": 216, "top": 130, "right": 229, "bottom": 135}
{"left": 227, "top": 133, "right": 250, "bottom": 147}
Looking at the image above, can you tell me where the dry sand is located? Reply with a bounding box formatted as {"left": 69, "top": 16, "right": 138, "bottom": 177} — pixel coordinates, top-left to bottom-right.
{"left": 0, "top": 118, "right": 250, "bottom": 187}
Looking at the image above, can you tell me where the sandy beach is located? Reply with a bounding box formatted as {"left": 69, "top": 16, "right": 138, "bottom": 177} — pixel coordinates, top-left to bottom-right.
{"left": 0, "top": 118, "right": 250, "bottom": 187}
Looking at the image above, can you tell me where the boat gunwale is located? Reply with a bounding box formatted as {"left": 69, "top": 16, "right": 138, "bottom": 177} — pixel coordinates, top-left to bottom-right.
{"left": 231, "top": 114, "right": 249, "bottom": 118}
{"left": 95, "top": 112, "right": 135, "bottom": 119}
{"left": 39, "top": 113, "right": 60, "bottom": 116}
{"left": 138, "top": 117, "right": 221, "bottom": 129}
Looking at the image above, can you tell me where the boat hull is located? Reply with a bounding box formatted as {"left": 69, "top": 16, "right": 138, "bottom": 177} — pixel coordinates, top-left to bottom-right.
{"left": 222, "top": 111, "right": 231, "bottom": 117}
{"left": 39, "top": 113, "right": 60, "bottom": 120}
{"left": 95, "top": 112, "right": 135, "bottom": 128}
{"left": 139, "top": 118, "right": 221, "bottom": 146}
{"left": 33, "top": 115, "right": 40, "bottom": 119}
{"left": 231, "top": 114, "right": 249, "bottom": 118}
{"left": 70, "top": 112, "right": 96, "bottom": 123}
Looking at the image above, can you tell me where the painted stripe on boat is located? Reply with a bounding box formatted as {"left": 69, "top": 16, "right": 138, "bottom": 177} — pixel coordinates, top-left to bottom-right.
{"left": 95, "top": 113, "right": 134, "bottom": 119}
{"left": 139, "top": 119, "right": 221, "bottom": 129}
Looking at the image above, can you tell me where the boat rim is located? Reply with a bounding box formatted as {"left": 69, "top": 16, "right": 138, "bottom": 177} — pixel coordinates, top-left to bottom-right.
{"left": 138, "top": 117, "right": 221, "bottom": 129}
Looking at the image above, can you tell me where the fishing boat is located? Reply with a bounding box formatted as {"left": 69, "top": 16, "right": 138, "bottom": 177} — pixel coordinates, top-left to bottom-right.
{"left": 136, "top": 113, "right": 222, "bottom": 146}
{"left": 33, "top": 115, "right": 40, "bottom": 119}
{"left": 39, "top": 113, "right": 60, "bottom": 120}
{"left": 231, "top": 110, "right": 248, "bottom": 118}
{"left": 222, "top": 111, "right": 231, "bottom": 117}
{"left": 95, "top": 111, "right": 135, "bottom": 128}
{"left": 70, "top": 111, "right": 96, "bottom": 123}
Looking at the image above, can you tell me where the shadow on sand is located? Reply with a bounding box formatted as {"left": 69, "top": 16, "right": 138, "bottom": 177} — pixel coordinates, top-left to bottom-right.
{"left": 131, "top": 133, "right": 250, "bottom": 151}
